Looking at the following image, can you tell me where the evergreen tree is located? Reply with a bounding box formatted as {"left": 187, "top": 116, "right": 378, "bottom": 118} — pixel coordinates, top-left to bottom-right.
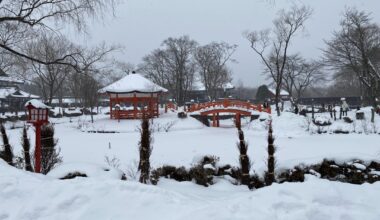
{"left": 138, "top": 117, "right": 152, "bottom": 184}
{"left": 256, "top": 85, "right": 271, "bottom": 102}
{"left": 265, "top": 120, "right": 276, "bottom": 185}
{"left": 22, "top": 126, "right": 33, "bottom": 172}
{"left": 40, "top": 124, "right": 62, "bottom": 174}
{"left": 0, "top": 123, "right": 13, "bottom": 166}
{"left": 236, "top": 121, "right": 250, "bottom": 186}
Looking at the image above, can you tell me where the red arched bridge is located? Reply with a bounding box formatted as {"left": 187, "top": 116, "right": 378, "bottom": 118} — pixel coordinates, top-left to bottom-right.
{"left": 187, "top": 99, "right": 271, "bottom": 127}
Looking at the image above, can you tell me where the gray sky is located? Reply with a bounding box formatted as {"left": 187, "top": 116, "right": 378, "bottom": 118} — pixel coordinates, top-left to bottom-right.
{"left": 74, "top": 0, "right": 380, "bottom": 87}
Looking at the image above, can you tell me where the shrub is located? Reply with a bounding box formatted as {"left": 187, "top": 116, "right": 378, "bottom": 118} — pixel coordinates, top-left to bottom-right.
{"left": 177, "top": 112, "right": 187, "bottom": 119}
{"left": 41, "top": 124, "right": 62, "bottom": 174}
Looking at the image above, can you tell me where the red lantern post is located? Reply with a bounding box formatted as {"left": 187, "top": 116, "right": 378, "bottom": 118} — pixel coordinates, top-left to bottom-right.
{"left": 25, "top": 100, "right": 50, "bottom": 173}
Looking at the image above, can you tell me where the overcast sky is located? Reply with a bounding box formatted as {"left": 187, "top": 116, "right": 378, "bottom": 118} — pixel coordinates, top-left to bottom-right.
{"left": 73, "top": 0, "right": 380, "bottom": 87}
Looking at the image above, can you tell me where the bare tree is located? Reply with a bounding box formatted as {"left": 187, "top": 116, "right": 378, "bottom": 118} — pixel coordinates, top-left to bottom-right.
{"left": 27, "top": 34, "right": 76, "bottom": 104}
{"left": 141, "top": 36, "right": 197, "bottom": 105}
{"left": 244, "top": 5, "right": 313, "bottom": 116}
{"left": 194, "top": 42, "right": 236, "bottom": 100}
{"left": 324, "top": 8, "right": 380, "bottom": 109}
{"left": 282, "top": 55, "right": 324, "bottom": 100}
{"left": 0, "top": 0, "right": 118, "bottom": 67}
{"left": 68, "top": 43, "right": 119, "bottom": 122}
{"left": 99, "top": 61, "right": 135, "bottom": 86}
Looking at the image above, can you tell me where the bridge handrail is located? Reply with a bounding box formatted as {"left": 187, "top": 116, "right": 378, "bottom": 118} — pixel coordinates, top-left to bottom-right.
{"left": 188, "top": 100, "right": 270, "bottom": 113}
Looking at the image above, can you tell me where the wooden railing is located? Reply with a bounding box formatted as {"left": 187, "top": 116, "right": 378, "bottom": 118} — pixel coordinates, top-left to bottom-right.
{"left": 111, "top": 109, "right": 158, "bottom": 119}
{"left": 165, "top": 102, "right": 177, "bottom": 113}
{"left": 187, "top": 99, "right": 270, "bottom": 113}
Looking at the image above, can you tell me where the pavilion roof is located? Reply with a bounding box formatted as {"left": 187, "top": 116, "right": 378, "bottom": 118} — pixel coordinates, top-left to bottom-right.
{"left": 99, "top": 73, "right": 168, "bottom": 94}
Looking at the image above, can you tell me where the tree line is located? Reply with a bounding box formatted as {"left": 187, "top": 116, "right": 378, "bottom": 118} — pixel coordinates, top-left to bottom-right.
{"left": 139, "top": 36, "right": 236, "bottom": 105}
{"left": 245, "top": 5, "right": 380, "bottom": 116}
{"left": 0, "top": 1, "right": 379, "bottom": 116}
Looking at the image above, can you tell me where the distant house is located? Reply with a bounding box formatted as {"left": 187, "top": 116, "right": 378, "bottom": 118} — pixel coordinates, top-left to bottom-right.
{"left": 0, "top": 69, "right": 39, "bottom": 112}
{"left": 187, "top": 80, "right": 235, "bottom": 103}
{"left": 268, "top": 88, "right": 290, "bottom": 101}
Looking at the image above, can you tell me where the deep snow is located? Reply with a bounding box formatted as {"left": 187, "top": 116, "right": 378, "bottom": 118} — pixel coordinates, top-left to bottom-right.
{"left": 1, "top": 108, "right": 380, "bottom": 219}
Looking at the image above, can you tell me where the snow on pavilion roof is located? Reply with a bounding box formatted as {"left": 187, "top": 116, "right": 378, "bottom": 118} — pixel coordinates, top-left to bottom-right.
{"left": 24, "top": 99, "right": 51, "bottom": 109}
{"left": 99, "top": 73, "right": 168, "bottom": 94}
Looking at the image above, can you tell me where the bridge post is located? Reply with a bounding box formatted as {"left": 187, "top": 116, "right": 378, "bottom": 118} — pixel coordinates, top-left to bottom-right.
{"left": 235, "top": 113, "right": 241, "bottom": 128}
{"left": 212, "top": 113, "right": 216, "bottom": 127}
{"left": 216, "top": 113, "right": 220, "bottom": 127}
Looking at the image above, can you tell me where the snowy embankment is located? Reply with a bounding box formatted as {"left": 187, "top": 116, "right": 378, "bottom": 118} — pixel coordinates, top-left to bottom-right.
{"left": 1, "top": 160, "right": 380, "bottom": 220}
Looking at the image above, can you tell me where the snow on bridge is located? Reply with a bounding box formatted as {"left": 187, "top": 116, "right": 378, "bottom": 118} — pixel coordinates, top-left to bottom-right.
{"left": 187, "top": 99, "right": 271, "bottom": 127}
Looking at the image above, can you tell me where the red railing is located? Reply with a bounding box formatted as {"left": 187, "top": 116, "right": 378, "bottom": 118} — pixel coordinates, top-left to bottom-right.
{"left": 188, "top": 99, "right": 270, "bottom": 113}
{"left": 111, "top": 109, "right": 158, "bottom": 119}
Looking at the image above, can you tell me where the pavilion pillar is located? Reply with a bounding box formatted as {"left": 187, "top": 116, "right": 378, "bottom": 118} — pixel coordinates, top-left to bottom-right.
{"left": 133, "top": 93, "right": 137, "bottom": 119}
{"left": 150, "top": 93, "right": 153, "bottom": 118}
{"left": 156, "top": 97, "right": 159, "bottom": 117}
{"left": 116, "top": 94, "right": 120, "bottom": 121}
{"left": 109, "top": 94, "right": 113, "bottom": 119}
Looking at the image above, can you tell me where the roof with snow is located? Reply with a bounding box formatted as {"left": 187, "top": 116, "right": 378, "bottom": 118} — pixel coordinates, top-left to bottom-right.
{"left": 268, "top": 88, "right": 289, "bottom": 96}
{"left": 24, "top": 99, "right": 51, "bottom": 109}
{"left": 0, "top": 69, "right": 24, "bottom": 84}
{"left": 99, "top": 73, "right": 168, "bottom": 94}
{"left": 0, "top": 87, "right": 39, "bottom": 99}
{"left": 192, "top": 80, "right": 234, "bottom": 91}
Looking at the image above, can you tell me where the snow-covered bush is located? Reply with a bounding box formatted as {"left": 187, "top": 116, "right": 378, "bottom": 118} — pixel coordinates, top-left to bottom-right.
{"left": 48, "top": 163, "right": 126, "bottom": 180}
{"left": 40, "top": 124, "right": 62, "bottom": 174}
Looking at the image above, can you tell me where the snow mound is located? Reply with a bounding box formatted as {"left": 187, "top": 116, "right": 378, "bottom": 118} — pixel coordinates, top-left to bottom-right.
{"left": 272, "top": 112, "right": 308, "bottom": 137}
{"left": 47, "top": 162, "right": 125, "bottom": 180}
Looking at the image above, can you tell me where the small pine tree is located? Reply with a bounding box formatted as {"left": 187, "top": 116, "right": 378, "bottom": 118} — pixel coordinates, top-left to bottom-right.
{"left": 0, "top": 123, "right": 14, "bottom": 166}
{"left": 265, "top": 120, "right": 276, "bottom": 185}
{"left": 40, "top": 124, "right": 62, "bottom": 174}
{"left": 21, "top": 126, "right": 33, "bottom": 172}
{"left": 236, "top": 122, "right": 251, "bottom": 186}
{"left": 138, "top": 116, "right": 152, "bottom": 184}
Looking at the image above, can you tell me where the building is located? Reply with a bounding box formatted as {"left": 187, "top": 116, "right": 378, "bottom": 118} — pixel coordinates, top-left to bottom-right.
{"left": 99, "top": 72, "right": 168, "bottom": 119}
{"left": 267, "top": 88, "right": 290, "bottom": 101}
{"left": 187, "top": 80, "right": 235, "bottom": 103}
{"left": 0, "top": 69, "right": 39, "bottom": 112}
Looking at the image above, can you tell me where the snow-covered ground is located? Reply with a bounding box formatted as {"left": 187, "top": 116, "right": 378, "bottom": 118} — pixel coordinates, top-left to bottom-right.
{"left": 1, "top": 108, "right": 380, "bottom": 219}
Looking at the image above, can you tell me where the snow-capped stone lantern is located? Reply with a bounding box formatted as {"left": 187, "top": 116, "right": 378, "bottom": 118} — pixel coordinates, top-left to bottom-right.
{"left": 25, "top": 99, "right": 51, "bottom": 173}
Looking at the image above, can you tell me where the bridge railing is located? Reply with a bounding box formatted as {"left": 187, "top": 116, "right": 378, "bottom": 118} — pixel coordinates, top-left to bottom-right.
{"left": 187, "top": 99, "right": 270, "bottom": 113}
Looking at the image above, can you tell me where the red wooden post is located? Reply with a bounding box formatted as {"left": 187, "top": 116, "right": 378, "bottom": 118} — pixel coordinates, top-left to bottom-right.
{"left": 212, "top": 113, "right": 216, "bottom": 127}
{"left": 34, "top": 123, "right": 41, "bottom": 173}
{"left": 235, "top": 113, "right": 241, "bottom": 128}
{"left": 156, "top": 97, "right": 159, "bottom": 117}
{"left": 150, "top": 93, "right": 154, "bottom": 118}
{"left": 109, "top": 94, "right": 113, "bottom": 119}
{"left": 133, "top": 93, "right": 137, "bottom": 119}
